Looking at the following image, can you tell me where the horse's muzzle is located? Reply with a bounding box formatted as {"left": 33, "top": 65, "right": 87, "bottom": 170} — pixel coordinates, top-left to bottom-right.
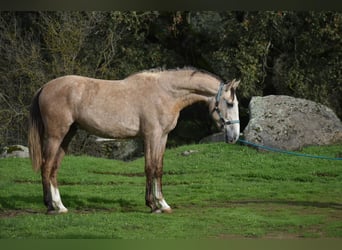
{"left": 224, "top": 128, "right": 239, "bottom": 144}
{"left": 225, "top": 134, "right": 239, "bottom": 144}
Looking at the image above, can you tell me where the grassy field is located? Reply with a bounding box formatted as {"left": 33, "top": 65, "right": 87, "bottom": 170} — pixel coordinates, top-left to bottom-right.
{"left": 0, "top": 142, "right": 341, "bottom": 239}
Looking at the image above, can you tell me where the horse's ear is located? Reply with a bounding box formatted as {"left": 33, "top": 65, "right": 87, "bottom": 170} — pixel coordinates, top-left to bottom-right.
{"left": 225, "top": 79, "right": 240, "bottom": 91}
{"left": 230, "top": 79, "right": 240, "bottom": 89}
{"left": 223, "top": 79, "right": 240, "bottom": 101}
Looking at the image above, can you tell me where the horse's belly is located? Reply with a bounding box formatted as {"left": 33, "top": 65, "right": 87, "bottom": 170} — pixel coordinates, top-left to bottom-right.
{"left": 76, "top": 113, "right": 140, "bottom": 139}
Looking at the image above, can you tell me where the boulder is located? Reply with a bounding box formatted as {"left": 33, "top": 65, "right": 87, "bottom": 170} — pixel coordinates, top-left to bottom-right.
{"left": 243, "top": 95, "right": 342, "bottom": 150}
{"left": 77, "top": 135, "right": 144, "bottom": 161}
{"left": 110, "top": 138, "right": 144, "bottom": 161}
{"left": 200, "top": 132, "right": 225, "bottom": 144}
{"left": 1, "top": 145, "right": 29, "bottom": 158}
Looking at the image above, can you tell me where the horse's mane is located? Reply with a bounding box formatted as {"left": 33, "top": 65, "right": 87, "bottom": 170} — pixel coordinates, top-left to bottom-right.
{"left": 189, "top": 68, "right": 222, "bottom": 82}
{"left": 131, "top": 67, "right": 222, "bottom": 82}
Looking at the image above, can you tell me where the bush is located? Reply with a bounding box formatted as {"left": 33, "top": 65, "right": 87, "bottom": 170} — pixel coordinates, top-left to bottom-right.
{"left": 0, "top": 11, "right": 341, "bottom": 151}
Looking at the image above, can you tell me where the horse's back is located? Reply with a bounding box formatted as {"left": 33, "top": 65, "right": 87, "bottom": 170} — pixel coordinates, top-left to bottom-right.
{"left": 40, "top": 75, "right": 126, "bottom": 108}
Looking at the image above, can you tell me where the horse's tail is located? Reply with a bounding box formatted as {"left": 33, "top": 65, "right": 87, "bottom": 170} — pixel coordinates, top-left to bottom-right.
{"left": 28, "top": 88, "right": 44, "bottom": 172}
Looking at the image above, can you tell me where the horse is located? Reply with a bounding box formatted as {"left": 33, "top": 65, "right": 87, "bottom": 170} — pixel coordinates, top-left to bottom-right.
{"left": 28, "top": 68, "right": 240, "bottom": 214}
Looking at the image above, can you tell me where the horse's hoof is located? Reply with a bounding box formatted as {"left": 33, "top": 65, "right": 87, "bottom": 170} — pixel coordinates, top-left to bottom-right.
{"left": 46, "top": 208, "right": 68, "bottom": 215}
{"left": 162, "top": 208, "right": 173, "bottom": 214}
{"left": 151, "top": 208, "right": 172, "bottom": 214}
{"left": 58, "top": 208, "right": 68, "bottom": 214}
{"left": 152, "top": 209, "right": 163, "bottom": 214}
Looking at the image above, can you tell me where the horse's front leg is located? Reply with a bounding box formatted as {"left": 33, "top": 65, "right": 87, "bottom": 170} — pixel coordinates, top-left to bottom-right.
{"left": 144, "top": 134, "right": 172, "bottom": 213}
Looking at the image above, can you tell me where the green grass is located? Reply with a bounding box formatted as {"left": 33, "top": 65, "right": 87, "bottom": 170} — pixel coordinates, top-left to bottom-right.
{"left": 0, "top": 142, "right": 341, "bottom": 239}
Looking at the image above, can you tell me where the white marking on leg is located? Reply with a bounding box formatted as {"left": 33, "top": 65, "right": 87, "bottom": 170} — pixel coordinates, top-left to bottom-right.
{"left": 153, "top": 178, "right": 171, "bottom": 212}
{"left": 50, "top": 182, "right": 68, "bottom": 213}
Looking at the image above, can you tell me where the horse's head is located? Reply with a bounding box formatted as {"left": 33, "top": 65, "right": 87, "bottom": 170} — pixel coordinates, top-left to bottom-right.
{"left": 210, "top": 79, "right": 240, "bottom": 143}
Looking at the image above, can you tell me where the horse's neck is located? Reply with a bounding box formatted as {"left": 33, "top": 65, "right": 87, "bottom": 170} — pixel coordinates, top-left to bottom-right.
{"left": 167, "top": 73, "right": 220, "bottom": 110}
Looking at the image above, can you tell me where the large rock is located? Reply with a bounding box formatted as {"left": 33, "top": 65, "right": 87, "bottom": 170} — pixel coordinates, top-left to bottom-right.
{"left": 243, "top": 95, "right": 342, "bottom": 150}
{"left": 1, "top": 145, "right": 29, "bottom": 158}
{"left": 200, "top": 132, "right": 225, "bottom": 144}
{"left": 67, "top": 128, "right": 144, "bottom": 161}
{"left": 78, "top": 135, "right": 144, "bottom": 161}
{"left": 109, "top": 138, "right": 144, "bottom": 161}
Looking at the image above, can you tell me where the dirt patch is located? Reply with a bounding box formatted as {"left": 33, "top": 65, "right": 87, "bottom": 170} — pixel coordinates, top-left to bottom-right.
{"left": 262, "top": 232, "right": 303, "bottom": 239}
{"left": 216, "top": 232, "right": 301, "bottom": 239}
{"left": 211, "top": 199, "right": 342, "bottom": 210}
{"left": 313, "top": 171, "right": 339, "bottom": 178}
{"left": 0, "top": 209, "right": 41, "bottom": 218}
{"left": 91, "top": 170, "right": 188, "bottom": 177}
{"left": 91, "top": 171, "right": 145, "bottom": 177}
{"left": 14, "top": 179, "right": 40, "bottom": 184}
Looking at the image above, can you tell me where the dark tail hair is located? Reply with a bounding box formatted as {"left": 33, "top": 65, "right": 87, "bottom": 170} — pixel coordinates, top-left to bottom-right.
{"left": 28, "top": 88, "right": 44, "bottom": 172}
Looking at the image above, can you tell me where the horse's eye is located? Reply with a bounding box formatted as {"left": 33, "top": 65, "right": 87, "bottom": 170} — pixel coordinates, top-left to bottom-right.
{"left": 226, "top": 101, "right": 234, "bottom": 108}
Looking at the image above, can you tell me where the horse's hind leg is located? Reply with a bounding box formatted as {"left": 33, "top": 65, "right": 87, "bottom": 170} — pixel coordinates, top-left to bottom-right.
{"left": 41, "top": 136, "right": 64, "bottom": 214}
{"left": 48, "top": 125, "right": 77, "bottom": 214}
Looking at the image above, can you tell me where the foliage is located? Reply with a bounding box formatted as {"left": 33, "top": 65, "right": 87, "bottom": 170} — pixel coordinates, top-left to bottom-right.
{"left": 270, "top": 12, "right": 342, "bottom": 114}
{"left": 0, "top": 143, "right": 341, "bottom": 238}
{"left": 0, "top": 11, "right": 341, "bottom": 149}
